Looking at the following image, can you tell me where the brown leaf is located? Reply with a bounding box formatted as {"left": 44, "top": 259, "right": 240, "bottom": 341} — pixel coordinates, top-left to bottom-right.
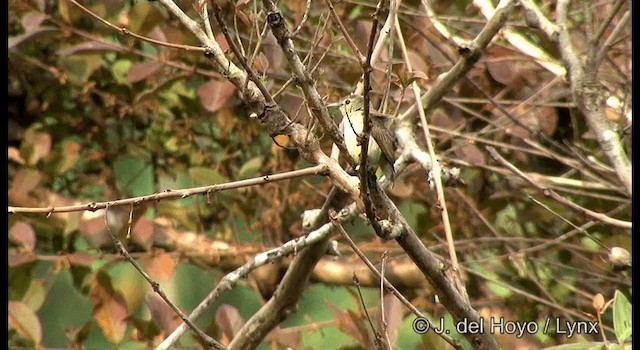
{"left": 9, "top": 147, "right": 26, "bottom": 164}
{"left": 8, "top": 169, "right": 42, "bottom": 205}
{"left": 78, "top": 212, "right": 111, "bottom": 249}
{"left": 592, "top": 293, "right": 605, "bottom": 314}
{"left": 90, "top": 272, "right": 129, "bottom": 343}
{"left": 146, "top": 251, "right": 176, "bottom": 282}
{"left": 252, "top": 52, "right": 270, "bottom": 75}
{"left": 215, "top": 33, "right": 229, "bottom": 52}
{"left": 9, "top": 221, "right": 37, "bottom": 252}
{"left": 9, "top": 301, "right": 42, "bottom": 345}
{"left": 215, "top": 304, "right": 245, "bottom": 340}
{"left": 66, "top": 252, "right": 95, "bottom": 267}
{"left": 9, "top": 254, "right": 38, "bottom": 267}
{"left": 22, "top": 12, "right": 47, "bottom": 31}
{"left": 453, "top": 141, "right": 486, "bottom": 166}
{"left": 145, "top": 293, "right": 182, "bottom": 335}
{"left": 23, "top": 130, "right": 52, "bottom": 166}
{"left": 485, "top": 46, "right": 521, "bottom": 86}
{"left": 374, "top": 294, "right": 404, "bottom": 345}
{"left": 127, "top": 61, "right": 163, "bottom": 84}
{"left": 197, "top": 80, "right": 237, "bottom": 112}
{"left": 131, "top": 217, "right": 155, "bottom": 251}
{"left": 57, "top": 140, "right": 83, "bottom": 174}
{"left": 326, "top": 302, "right": 369, "bottom": 345}
{"left": 57, "top": 40, "right": 125, "bottom": 56}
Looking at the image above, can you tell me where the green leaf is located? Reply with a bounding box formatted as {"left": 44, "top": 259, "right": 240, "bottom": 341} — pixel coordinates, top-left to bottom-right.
{"left": 189, "top": 167, "right": 227, "bottom": 187}
{"left": 543, "top": 342, "right": 606, "bottom": 350}
{"left": 112, "top": 59, "right": 133, "bottom": 85}
{"left": 113, "top": 156, "right": 154, "bottom": 197}
{"left": 57, "top": 53, "right": 103, "bottom": 85}
{"left": 613, "top": 290, "right": 631, "bottom": 344}
{"left": 238, "top": 156, "right": 263, "bottom": 178}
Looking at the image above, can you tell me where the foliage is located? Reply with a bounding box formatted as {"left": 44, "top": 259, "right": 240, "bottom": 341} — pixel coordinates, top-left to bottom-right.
{"left": 8, "top": 0, "right": 631, "bottom": 349}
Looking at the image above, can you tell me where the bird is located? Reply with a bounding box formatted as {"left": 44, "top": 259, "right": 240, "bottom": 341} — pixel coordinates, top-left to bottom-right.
{"left": 329, "top": 94, "right": 397, "bottom": 182}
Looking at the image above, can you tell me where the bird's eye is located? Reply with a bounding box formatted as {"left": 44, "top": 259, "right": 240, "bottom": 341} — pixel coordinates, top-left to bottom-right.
{"left": 344, "top": 99, "right": 351, "bottom": 105}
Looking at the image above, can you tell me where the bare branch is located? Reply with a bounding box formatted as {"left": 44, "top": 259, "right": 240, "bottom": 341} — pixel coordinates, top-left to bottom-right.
{"left": 485, "top": 146, "right": 631, "bottom": 229}
{"left": 9, "top": 165, "right": 328, "bottom": 214}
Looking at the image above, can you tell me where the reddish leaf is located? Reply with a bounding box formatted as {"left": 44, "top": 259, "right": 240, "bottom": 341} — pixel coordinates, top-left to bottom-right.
{"left": 8, "top": 147, "right": 26, "bottom": 164}
{"left": 64, "top": 321, "right": 93, "bottom": 345}
{"left": 66, "top": 252, "right": 95, "bottom": 267}
{"left": 127, "top": 61, "right": 163, "bottom": 83}
{"left": 57, "top": 41, "right": 125, "bottom": 56}
{"left": 22, "top": 12, "right": 47, "bottom": 31}
{"left": 145, "top": 293, "right": 182, "bottom": 335}
{"left": 261, "top": 32, "right": 283, "bottom": 73}
{"left": 197, "top": 80, "right": 237, "bottom": 112}
{"left": 215, "top": 304, "right": 245, "bottom": 340}
{"left": 8, "top": 169, "right": 42, "bottom": 205}
{"left": 453, "top": 141, "right": 486, "bottom": 166}
{"left": 374, "top": 294, "right": 404, "bottom": 345}
{"left": 485, "top": 46, "right": 522, "bottom": 86}
{"left": 326, "top": 302, "right": 369, "bottom": 345}
{"left": 56, "top": 140, "right": 83, "bottom": 174}
{"left": 78, "top": 212, "right": 111, "bottom": 249}
{"left": 9, "top": 221, "right": 37, "bottom": 252}
{"left": 252, "top": 52, "right": 270, "bottom": 74}
{"left": 8, "top": 254, "right": 38, "bottom": 267}
{"left": 131, "top": 217, "right": 155, "bottom": 251}
{"left": 146, "top": 252, "right": 176, "bottom": 282}
{"left": 215, "top": 33, "right": 229, "bottom": 52}
{"left": 266, "top": 327, "right": 302, "bottom": 349}
{"left": 89, "top": 272, "right": 129, "bottom": 343}
{"left": 9, "top": 12, "right": 56, "bottom": 48}
{"left": 22, "top": 129, "right": 51, "bottom": 166}
{"left": 9, "top": 301, "right": 42, "bottom": 345}
{"left": 592, "top": 293, "right": 605, "bottom": 313}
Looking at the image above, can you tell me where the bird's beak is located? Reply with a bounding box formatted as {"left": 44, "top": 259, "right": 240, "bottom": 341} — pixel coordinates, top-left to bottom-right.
{"left": 326, "top": 101, "right": 341, "bottom": 108}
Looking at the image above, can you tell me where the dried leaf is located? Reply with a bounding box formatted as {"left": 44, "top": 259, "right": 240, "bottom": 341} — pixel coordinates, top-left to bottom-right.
{"left": 22, "top": 12, "right": 47, "bottom": 30}
{"left": 252, "top": 52, "right": 270, "bottom": 74}
{"left": 131, "top": 217, "right": 155, "bottom": 251}
{"left": 66, "top": 252, "right": 95, "bottom": 267}
{"left": 145, "top": 293, "right": 181, "bottom": 335}
{"left": 57, "top": 140, "right": 83, "bottom": 174}
{"left": 592, "top": 293, "right": 605, "bottom": 314}
{"left": 326, "top": 302, "right": 369, "bottom": 345}
{"left": 9, "top": 301, "right": 42, "bottom": 345}
{"left": 197, "top": 80, "right": 237, "bottom": 112}
{"left": 9, "top": 221, "right": 37, "bottom": 252}
{"left": 90, "top": 272, "right": 129, "bottom": 343}
{"left": 215, "top": 304, "right": 245, "bottom": 340}
{"left": 146, "top": 252, "right": 176, "bottom": 282}
{"left": 127, "top": 61, "right": 163, "bottom": 83}
{"left": 57, "top": 41, "right": 125, "bottom": 56}
{"left": 9, "top": 169, "right": 42, "bottom": 205}
{"left": 453, "top": 141, "right": 486, "bottom": 166}
{"left": 8, "top": 254, "right": 38, "bottom": 267}
{"left": 22, "top": 129, "right": 51, "bottom": 166}
{"left": 375, "top": 294, "right": 403, "bottom": 345}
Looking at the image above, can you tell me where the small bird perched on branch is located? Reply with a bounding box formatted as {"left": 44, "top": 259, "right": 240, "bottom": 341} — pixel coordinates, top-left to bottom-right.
{"left": 329, "top": 94, "right": 397, "bottom": 182}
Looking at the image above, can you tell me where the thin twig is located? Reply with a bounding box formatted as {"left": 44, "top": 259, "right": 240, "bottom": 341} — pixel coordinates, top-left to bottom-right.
{"left": 330, "top": 211, "right": 463, "bottom": 349}
{"left": 290, "top": 0, "right": 312, "bottom": 38}
{"left": 101, "top": 205, "right": 225, "bottom": 350}
{"left": 211, "top": 3, "right": 276, "bottom": 104}
{"left": 157, "top": 201, "right": 355, "bottom": 350}
{"left": 485, "top": 146, "right": 631, "bottom": 229}
{"left": 68, "top": 0, "right": 205, "bottom": 52}
{"left": 9, "top": 165, "right": 328, "bottom": 214}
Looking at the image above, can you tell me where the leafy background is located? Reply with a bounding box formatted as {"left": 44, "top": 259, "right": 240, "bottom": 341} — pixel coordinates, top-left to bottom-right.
{"left": 8, "top": 0, "right": 631, "bottom": 349}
